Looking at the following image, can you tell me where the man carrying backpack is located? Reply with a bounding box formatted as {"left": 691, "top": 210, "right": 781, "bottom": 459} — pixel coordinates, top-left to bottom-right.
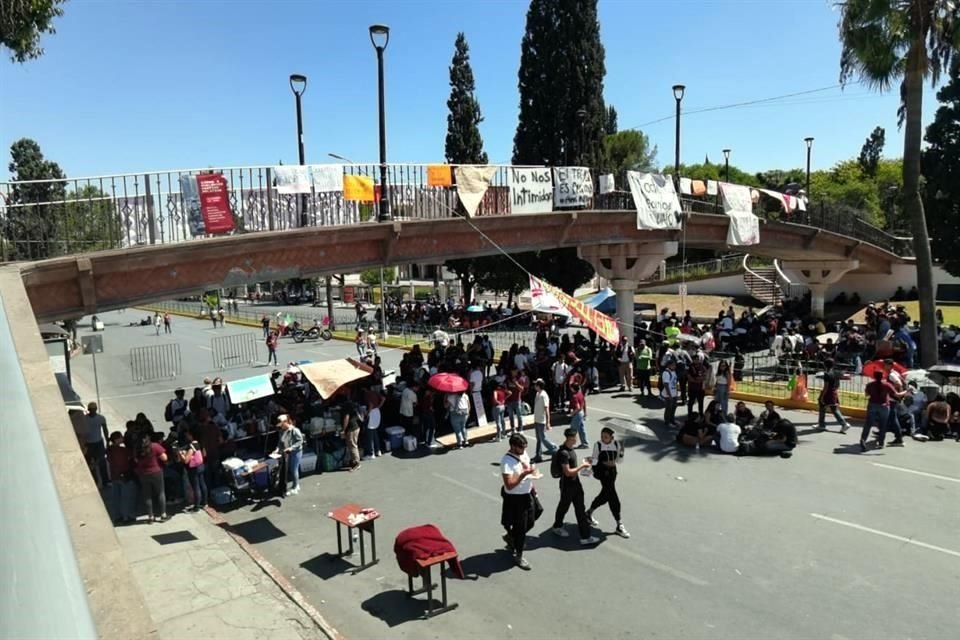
{"left": 164, "top": 388, "right": 190, "bottom": 429}
{"left": 550, "top": 428, "right": 599, "bottom": 546}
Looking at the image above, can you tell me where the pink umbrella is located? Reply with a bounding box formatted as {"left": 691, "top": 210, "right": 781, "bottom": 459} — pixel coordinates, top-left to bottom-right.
{"left": 428, "top": 373, "right": 469, "bottom": 393}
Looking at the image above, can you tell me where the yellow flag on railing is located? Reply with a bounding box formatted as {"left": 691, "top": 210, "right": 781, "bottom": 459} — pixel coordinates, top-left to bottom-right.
{"left": 343, "top": 175, "right": 375, "bottom": 202}
{"left": 427, "top": 164, "right": 453, "bottom": 187}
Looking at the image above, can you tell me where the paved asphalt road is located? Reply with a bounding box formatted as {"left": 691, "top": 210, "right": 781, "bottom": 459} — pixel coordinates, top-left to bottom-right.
{"left": 70, "top": 311, "right": 960, "bottom": 640}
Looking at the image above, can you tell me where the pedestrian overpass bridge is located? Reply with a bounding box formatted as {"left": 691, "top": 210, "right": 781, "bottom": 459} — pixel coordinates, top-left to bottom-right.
{"left": 0, "top": 161, "right": 914, "bottom": 639}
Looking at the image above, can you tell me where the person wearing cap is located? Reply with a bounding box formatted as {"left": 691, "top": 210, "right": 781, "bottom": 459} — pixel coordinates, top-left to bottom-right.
{"left": 275, "top": 414, "right": 304, "bottom": 495}
{"left": 531, "top": 379, "right": 557, "bottom": 462}
{"left": 83, "top": 402, "right": 110, "bottom": 486}
{"left": 206, "top": 378, "right": 230, "bottom": 419}
{"left": 586, "top": 427, "right": 629, "bottom": 538}
{"left": 551, "top": 428, "right": 599, "bottom": 545}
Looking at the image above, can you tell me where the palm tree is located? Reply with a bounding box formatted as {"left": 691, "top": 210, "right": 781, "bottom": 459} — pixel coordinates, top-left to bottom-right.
{"left": 839, "top": 0, "right": 958, "bottom": 367}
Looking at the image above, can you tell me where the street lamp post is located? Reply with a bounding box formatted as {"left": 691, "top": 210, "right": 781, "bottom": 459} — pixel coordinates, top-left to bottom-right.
{"left": 575, "top": 107, "right": 587, "bottom": 166}
{"left": 804, "top": 137, "right": 814, "bottom": 196}
{"left": 722, "top": 148, "right": 731, "bottom": 183}
{"left": 672, "top": 85, "right": 685, "bottom": 190}
{"left": 370, "top": 24, "right": 391, "bottom": 223}
{"left": 289, "top": 74, "right": 308, "bottom": 227}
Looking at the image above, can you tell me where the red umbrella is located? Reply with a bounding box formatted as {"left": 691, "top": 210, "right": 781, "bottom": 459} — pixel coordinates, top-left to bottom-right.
{"left": 862, "top": 359, "right": 908, "bottom": 379}
{"left": 428, "top": 372, "right": 469, "bottom": 393}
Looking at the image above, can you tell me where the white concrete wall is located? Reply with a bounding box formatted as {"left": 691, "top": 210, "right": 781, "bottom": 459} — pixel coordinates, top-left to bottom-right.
{"left": 637, "top": 273, "right": 750, "bottom": 297}
{"left": 785, "top": 264, "right": 960, "bottom": 303}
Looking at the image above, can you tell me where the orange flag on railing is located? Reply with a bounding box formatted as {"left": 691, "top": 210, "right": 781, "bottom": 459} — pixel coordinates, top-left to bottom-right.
{"left": 427, "top": 164, "right": 453, "bottom": 187}
{"left": 343, "top": 175, "right": 374, "bottom": 202}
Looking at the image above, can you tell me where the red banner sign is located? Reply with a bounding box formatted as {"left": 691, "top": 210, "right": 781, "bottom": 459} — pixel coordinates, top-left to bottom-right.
{"left": 530, "top": 276, "right": 620, "bottom": 345}
{"left": 196, "top": 174, "right": 235, "bottom": 234}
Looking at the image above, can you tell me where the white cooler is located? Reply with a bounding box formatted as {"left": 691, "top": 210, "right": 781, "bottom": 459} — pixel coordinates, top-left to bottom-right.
{"left": 402, "top": 434, "right": 418, "bottom": 452}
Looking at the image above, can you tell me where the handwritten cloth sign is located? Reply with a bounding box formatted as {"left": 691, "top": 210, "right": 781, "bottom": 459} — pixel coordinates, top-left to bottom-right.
{"left": 343, "top": 175, "right": 375, "bottom": 202}
{"left": 726, "top": 211, "right": 760, "bottom": 246}
{"left": 553, "top": 167, "right": 593, "bottom": 208}
{"left": 509, "top": 167, "right": 553, "bottom": 214}
{"left": 310, "top": 165, "right": 342, "bottom": 193}
{"left": 454, "top": 165, "right": 498, "bottom": 217}
{"left": 599, "top": 174, "right": 615, "bottom": 194}
{"left": 627, "top": 171, "right": 682, "bottom": 230}
{"left": 427, "top": 164, "right": 453, "bottom": 187}
{"left": 530, "top": 275, "right": 620, "bottom": 345}
{"left": 720, "top": 182, "right": 753, "bottom": 214}
{"left": 274, "top": 166, "right": 311, "bottom": 194}
{"left": 706, "top": 180, "right": 718, "bottom": 196}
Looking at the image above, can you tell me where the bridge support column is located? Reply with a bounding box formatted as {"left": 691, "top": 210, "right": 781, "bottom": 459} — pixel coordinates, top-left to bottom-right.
{"left": 779, "top": 260, "right": 859, "bottom": 319}
{"left": 578, "top": 242, "right": 678, "bottom": 336}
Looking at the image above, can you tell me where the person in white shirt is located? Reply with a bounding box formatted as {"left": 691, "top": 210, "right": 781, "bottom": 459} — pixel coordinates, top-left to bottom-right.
{"left": 531, "top": 379, "right": 557, "bottom": 462}
{"left": 500, "top": 434, "right": 537, "bottom": 570}
{"left": 364, "top": 393, "right": 384, "bottom": 459}
{"left": 552, "top": 358, "right": 570, "bottom": 409}
{"left": 716, "top": 415, "right": 742, "bottom": 454}
{"left": 661, "top": 360, "right": 679, "bottom": 426}
{"left": 399, "top": 383, "right": 418, "bottom": 441}
{"left": 447, "top": 391, "right": 471, "bottom": 448}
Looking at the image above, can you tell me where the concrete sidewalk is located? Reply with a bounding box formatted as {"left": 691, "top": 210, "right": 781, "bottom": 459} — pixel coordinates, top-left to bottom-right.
{"left": 113, "top": 509, "right": 337, "bottom": 640}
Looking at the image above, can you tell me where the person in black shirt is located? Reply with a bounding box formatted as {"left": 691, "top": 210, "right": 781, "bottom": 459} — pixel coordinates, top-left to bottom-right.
{"left": 755, "top": 400, "right": 781, "bottom": 430}
{"left": 551, "top": 429, "right": 599, "bottom": 546}
{"left": 733, "top": 401, "right": 755, "bottom": 428}
{"left": 816, "top": 359, "right": 850, "bottom": 433}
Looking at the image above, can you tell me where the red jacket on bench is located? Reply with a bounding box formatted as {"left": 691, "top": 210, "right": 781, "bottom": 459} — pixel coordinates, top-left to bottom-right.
{"left": 394, "top": 524, "right": 464, "bottom": 579}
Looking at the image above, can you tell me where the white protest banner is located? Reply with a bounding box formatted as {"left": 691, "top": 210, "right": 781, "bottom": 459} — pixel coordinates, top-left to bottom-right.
{"left": 309, "top": 165, "right": 342, "bottom": 193}
{"left": 679, "top": 177, "right": 692, "bottom": 195}
{"left": 627, "top": 171, "right": 682, "bottom": 230}
{"left": 706, "top": 180, "right": 718, "bottom": 196}
{"left": 529, "top": 275, "right": 571, "bottom": 318}
{"left": 598, "top": 173, "right": 615, "bottom": 194}
{"left": 726, "top": 211, "right": 760, "bottom": 246}
{"left": 454, "top": 165, "right": 498, "bottom": 217}
{"left": 509, "top": 167, "right": 553, "bottom": 214}
{"left": 273, "top": 165, "right": 311, "bottom": 194}
{"left": 719, "top": 182, "right": 753, "bottom": 214}
{"left": 552, "top": 166, "right": 593, "bottom": 208}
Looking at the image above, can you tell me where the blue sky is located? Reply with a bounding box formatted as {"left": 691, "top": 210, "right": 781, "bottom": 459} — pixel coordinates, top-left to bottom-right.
{"left": 0, "top": 0, "right": 940, "bottom": 181}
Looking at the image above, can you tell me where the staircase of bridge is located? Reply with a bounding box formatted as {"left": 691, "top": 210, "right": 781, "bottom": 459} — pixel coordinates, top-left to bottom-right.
{"left": 742, "top": 256, "right": 786, "bottom": 306}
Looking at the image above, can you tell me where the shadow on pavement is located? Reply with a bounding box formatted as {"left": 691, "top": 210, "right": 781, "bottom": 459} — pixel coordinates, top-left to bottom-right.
{"left": 459, "top": 549, "right": 517, "bottom": 578}
{"left": 222, "top": 516, "right": 286, "bottom": 544}
{"left": 361, "top": 589, "right": 434, "bottom": 626}
{"left": 300, "top": 552, "right": 357, "bottom": 580}
{"left": 833, "top": 443, "right": 874, "bottom": 455}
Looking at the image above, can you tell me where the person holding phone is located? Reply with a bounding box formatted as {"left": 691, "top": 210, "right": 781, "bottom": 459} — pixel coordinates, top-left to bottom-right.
{"left": 551, "top": 428, "right": 599, "bottom": 546}
{"left": 500, "top": 434, "right": 539, "bottom": 570}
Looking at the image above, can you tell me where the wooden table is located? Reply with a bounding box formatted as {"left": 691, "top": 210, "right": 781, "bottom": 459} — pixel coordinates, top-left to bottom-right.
{"left": 407, "top": 550, "right": 459, "bottom": 618}
{"left": 327, "top": 503, "right": 380, "bottom": 570}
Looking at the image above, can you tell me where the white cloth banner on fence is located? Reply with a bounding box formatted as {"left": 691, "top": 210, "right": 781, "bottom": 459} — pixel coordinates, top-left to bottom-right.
{"left": 706, "top": 180, "right": 718, "bottom": 196}
{"left": 598, "top": 173, "right": 615, "bottom": 194}
{"left": 454, "top": 165, "right": 498, "bottom": 217}
{"left": 552, "top": 167, "right": 593, "bottom": 208}
{"left": 529, "top": 275, "right": 572, "bottom": 318}
{"left": 273, "top": 166, "right": 312, "bottom": 194}
{"left": 679, "top": 177, "right": 693, "bottom": 195}
{"left": 310, "top": 165, "right": 342, "bottom": 193}
{"left": 798, "top": 197, "right": 807, "bottom": 212}
{"left": 627, "top": 171, "right": 682, "bottom": 230}
{"left": 719, "top": 182, "right": 753, "bottom": 214}
{"left": 509, "top": 167, "right": 553, "bottom": 214}
{"left": 726, "top": 211, "right": 760, "bottom": 246}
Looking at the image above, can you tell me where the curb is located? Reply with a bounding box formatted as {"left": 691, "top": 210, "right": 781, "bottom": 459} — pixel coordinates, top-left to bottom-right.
{"left": 137, "top": 305, "right": 423, "bottom": 353}
{"left": 203, "top": 506, "right": 346, "bottom": 640}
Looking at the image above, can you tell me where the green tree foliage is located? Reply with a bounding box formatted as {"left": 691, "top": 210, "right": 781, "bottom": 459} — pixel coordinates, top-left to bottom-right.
{"left": 602, "top": 129, "right": 657, "bottom": 177}
{"left": 4, "top": 138, "right": 66, "bottom": 260}
{"left": 62, "top": 184, "right": 123, "bottom": 253}
{"left": 1, "top": 0, "right": 65, "bottom": 62}
{"left": 858, "top": 126, "right": 886, "bottom": 177}
{"left": 665, "top": 162, "right": 759, "bottom": 186}
{"left": 923, "top": 58, "right": 960, "bottom": 275}
{"left": 838, "top": 0, "right": 959, "bottom": 367}
{"left": 604, "top": 105, "right": 618, "bottom": 135}
{"left": 444, "top": 33, "right": 488, "bottom": 166}
{"left": 360, "top": 267, "right": 396, "bottom": 287}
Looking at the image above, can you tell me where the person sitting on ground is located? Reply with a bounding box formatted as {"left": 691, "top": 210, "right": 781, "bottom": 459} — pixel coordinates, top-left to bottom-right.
{"left": 734, "top": 401, "right": 755, "bottom": 428}
{"left": 755, "top": 400, "right": 781, "bottom": 431}
{"left": 703, "top": 399, "right": 725, "bottom": 429}
{"left": 765, "top": 419, "right": 799, "bottom": 458}
{"left": 676, "top": 412, "right": 714, "bottom": 449}
{"left": 716, "top": 414, "right": 741, "bottom": 454}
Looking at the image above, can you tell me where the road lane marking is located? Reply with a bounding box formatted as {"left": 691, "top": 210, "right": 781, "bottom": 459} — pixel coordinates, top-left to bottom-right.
{"left": 434, "top": 473, "right": 708, "bottom": 585}
{"left": 871, "top": 463, "right": 960, "bottom": 484}
{"left": 197, "top": 345, "right": 212, "bottom": 351}
{"left": 601, "top": 544, "right": 708, "bottom": 586}
{"left": 810, "top": 513, "right": 960, "bottom": 559}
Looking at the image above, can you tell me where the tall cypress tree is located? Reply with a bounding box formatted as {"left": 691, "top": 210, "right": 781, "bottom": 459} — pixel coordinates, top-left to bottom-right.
{"left": 509, "top": 0, "right": 605, "bottom": 294}
{"left": 445, "top": 33, "right": 488, "bottom": 165}
{"left": 923, "top": 59, "right": 960, "bottom": 276}
{"left": 513, "top": 0, "right": 607, "bottom": 168}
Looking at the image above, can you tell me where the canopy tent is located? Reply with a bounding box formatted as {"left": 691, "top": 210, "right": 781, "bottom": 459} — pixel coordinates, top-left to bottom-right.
{"left": 299, "top": 358, "right": 374, "bottom": 400}
{"left": 585, "top": 288, "right": 617, "bottom": 315}
{"left": 227, "top": 374, "right": 277, "bottom": 404}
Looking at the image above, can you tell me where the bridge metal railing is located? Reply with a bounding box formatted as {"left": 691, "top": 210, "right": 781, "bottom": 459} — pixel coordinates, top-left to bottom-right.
{"left": 0, "top": 163, "right": 912, "bottom": 262}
